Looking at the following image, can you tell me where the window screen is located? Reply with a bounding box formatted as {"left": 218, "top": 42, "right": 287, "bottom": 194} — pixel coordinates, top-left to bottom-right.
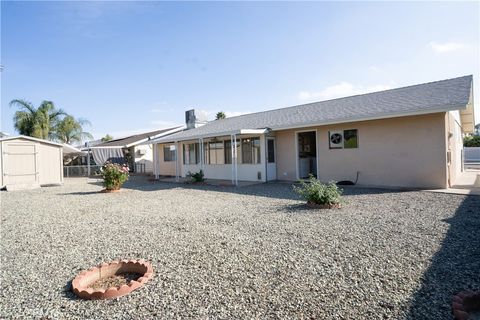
{"left": 163, "top": 145, "right": 175, "bottom": 162}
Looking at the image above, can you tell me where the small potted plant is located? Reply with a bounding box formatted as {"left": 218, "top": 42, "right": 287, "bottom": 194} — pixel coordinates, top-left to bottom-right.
{"left": 100, "top": 161, "right": 129, "bottom": 192}
{"left": 293, "top": 175, "right": 342, "bottom": 209}
{"left": 186, "top": 170, "right": 205, "bottom": 184}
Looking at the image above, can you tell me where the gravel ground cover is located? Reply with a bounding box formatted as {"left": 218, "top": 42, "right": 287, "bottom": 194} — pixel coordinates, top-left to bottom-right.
{"left": 0, "top": 177, "right": 478, "bottom": 319}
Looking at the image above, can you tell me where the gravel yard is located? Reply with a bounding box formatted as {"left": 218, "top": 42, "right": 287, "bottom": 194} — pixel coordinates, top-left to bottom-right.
{"left": 0, "top": 177, "right": 478, "bottom": 319}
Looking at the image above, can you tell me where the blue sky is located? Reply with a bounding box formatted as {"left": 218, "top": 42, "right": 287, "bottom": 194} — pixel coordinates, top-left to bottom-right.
{"left": 1, "top": 1, "right": 479, "bottom": 140}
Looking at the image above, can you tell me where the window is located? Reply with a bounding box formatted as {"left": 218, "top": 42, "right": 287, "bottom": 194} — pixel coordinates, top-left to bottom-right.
{"left": 241, "top": 137, "right": 261, "bottom": 164}
{"left": 267, "top": 139, "right": 275, "bottom": 163}
{"left": 163, "top": 145, "right": 175, "bottom": 162}
{"left": 208, "top": 141, "right": 224, "bottom": 164}
{"left": 224, "top": 140, "right": 240, "bottom": 164}
{"left": 183, "top": 143, "right": 199, "bottom": 164}
{"left": 343, "top": 129, "right": 358, "bottom": 149}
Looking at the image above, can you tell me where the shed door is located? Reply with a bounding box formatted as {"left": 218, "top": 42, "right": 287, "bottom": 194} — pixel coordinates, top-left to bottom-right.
{"left": 3, "top": 142, "right": 40, "bottom": 189}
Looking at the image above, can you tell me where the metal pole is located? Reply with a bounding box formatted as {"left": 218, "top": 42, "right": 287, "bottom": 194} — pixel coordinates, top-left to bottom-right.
{"left": 199, "top": 138, "right": 203, "bottom": 171}
{"left": 153, "top": 143, "right": 158, "bottom": 179}
{"left": 233, "top": 134, "right": 238, "bottom": 186}
{"left": 231, "top": 135, "right": 234, "bottom": 185}
{"left": 87, "top": 149, "right": 91, "bottom": 176}
{"left": 175, "top": 142, "right": 179, "bottom": 182}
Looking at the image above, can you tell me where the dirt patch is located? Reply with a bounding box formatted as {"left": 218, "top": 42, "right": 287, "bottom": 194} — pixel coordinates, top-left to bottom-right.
{"left": 88, "top": 273, "right": 140, "bottom": 290}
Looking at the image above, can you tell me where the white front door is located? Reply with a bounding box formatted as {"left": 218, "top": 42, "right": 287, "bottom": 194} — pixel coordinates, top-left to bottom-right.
{"left": 266, "top": 137, "right": 277, "bottom": 181}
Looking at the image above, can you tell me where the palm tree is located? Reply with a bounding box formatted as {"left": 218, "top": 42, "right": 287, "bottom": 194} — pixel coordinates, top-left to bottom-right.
{"left": 10, "top": 99, "right": 66, "bottom": 139}
{"left": 52, "top": 115, "right": 94, "bottom": 144}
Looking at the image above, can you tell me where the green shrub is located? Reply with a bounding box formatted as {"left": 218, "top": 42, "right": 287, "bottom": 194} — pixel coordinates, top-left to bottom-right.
{"left": 293, "top": 175, "right": 342, "bottom": 205}
{"left": 187, "top": 169, "right": 205, "bottom": 183}
{"left": 464, "top": 136, "right": 480, "bottom": 147}
{"left": 101, "top": 161, "right": 129, "bottom": 190}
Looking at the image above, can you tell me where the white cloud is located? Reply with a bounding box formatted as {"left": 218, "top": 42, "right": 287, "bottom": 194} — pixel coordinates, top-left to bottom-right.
{"left": 298, "top": 82, "right": 393, "bottom": 101}
{"left": 429, "top": 41, "right": 469, "bottom": 53}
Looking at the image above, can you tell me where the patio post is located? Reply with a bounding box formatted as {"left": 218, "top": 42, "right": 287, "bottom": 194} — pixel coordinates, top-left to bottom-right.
{"left": 199, "top": 138, "right": 204, "bottom": 171}
{"left": 153, "top": 143, "right": 159, "bottom": 179}
{"left": 87, "top": 146, "right": 91, "bottom": 176}
{"left": 231, "top": 134, "right": 234, "bottom": 185}
{"left": 233, "top": 134, "right": 238, "bottom": 186}
{"left": 175, "top": 142, "right": 179, "bottom": 182}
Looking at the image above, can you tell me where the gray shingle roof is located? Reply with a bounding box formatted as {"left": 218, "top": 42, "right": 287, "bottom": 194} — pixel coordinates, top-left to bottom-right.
{"left": 157, "top": 75, "right": 473, "bottom": 142}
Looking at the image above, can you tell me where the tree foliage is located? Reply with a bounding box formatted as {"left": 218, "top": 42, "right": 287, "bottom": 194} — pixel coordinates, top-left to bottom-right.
{"left": 52, "top": 115, "right": 93, "bottom": 144}
{"left": 10, "top": 99, "right": 66, "bottom": 139}
{"left": 215, "top": 111, "right": 226, "bottom": 120}
{"left": 101, "top": 134, "right": 113, "bottom": 142}
{"left": 464, "top": 135, "right": 480, "bottom": 147}
{"left": 10, "top": 99, "right": 92, "bottom": 144}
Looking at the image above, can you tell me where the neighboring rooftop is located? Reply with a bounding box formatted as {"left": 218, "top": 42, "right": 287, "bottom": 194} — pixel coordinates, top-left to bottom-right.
{"left": 155, "top": 75, "right": 473, "bottom": 142}
{"left": 94, "top": 127, "right": 183, "bottom": 148}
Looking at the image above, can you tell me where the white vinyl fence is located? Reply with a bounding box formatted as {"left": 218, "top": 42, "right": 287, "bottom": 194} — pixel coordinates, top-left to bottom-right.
{"left": 464, "top": 147, "right": 480, "bottom": 169}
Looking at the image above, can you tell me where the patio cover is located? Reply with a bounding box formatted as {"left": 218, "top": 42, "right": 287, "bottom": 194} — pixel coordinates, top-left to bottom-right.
{"left": 91, "top": 147, "right": 123, "bottom": 165}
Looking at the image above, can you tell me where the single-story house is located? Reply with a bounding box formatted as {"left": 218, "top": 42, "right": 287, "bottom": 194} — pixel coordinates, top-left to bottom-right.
{"left": 0, "top": 135, "right": 64, "bottom": 190}
{"left": 146, "top": 75, "right": 475, "bottom": 189}
{"left": 90, "top": 127, "right": 183, "bottom": 173}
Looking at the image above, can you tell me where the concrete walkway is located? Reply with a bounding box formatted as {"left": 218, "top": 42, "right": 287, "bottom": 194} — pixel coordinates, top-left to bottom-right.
{"left": 427, "top": 170, "right": 480, "bottom": 196}
{"left": 155, "top": 176, "right": 262, "bottom": 187}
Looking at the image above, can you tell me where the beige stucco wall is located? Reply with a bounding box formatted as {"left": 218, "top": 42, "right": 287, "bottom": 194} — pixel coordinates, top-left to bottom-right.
{"left": 0, "top": 142, "right": 3, "bottom": 187}
{"left": 276, "top": 113, "right": 448, "bottom": 188}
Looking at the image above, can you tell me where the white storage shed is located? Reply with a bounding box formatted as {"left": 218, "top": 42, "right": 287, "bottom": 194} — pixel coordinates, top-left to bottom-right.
{"left": 0, "top": 136, "right": 64, "bottom": 191}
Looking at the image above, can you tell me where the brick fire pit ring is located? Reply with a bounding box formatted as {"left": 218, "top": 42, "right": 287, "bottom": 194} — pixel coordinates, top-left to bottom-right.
{"left": 72, "top": 259, "right": 154, "bottom": 300}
